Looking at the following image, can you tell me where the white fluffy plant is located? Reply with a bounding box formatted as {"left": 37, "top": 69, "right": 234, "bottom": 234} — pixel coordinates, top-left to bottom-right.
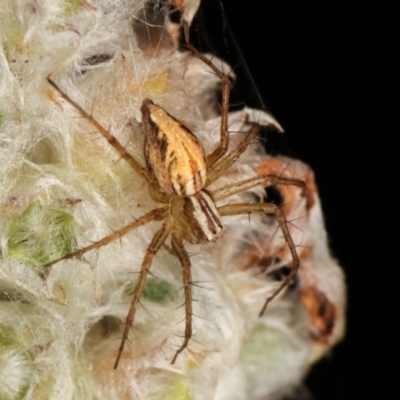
{"left": 0, "top": 1, "right": 345, "bottom": 399}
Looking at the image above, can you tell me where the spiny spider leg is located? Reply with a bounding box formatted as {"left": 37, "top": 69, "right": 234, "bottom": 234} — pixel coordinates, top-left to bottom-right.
{"left": 206, "top": 124, "right": 260, "bottom": 186}
{"left": 170, "top": 233, "right": 193, "bottom": 365}
{"left": 114, "top": 222, "right": 171, "bottom": 369}
{"left": 45, "top": 208, "right": 166, "bottom": 268}
{"left": 46, "top": 77, "right": 156, "bottom": 186}
{"left": 218, "top": 203, "right": 300, "bottom": 317}
{"left": 183, "top": 21, "right": 231, "bottom": 168}
{"left": 212, "top": 174, "right": 306, "bottom": 202}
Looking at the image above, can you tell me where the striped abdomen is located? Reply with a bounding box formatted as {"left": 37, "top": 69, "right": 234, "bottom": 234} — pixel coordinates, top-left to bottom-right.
{"left": 141, "top": 99, "right": 207, "bottom": 196}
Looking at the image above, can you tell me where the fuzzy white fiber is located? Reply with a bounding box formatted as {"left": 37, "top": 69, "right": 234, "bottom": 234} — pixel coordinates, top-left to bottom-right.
{"left": 0, "top": 1, "right": 345, "bottom": 399}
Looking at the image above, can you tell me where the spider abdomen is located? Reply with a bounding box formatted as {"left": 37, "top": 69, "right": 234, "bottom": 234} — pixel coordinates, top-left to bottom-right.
{"left": 141, "top": 99, "right": 207, "bottom": 196}
{"left": 170, "top": 190, "right": 223, "bottom": 244}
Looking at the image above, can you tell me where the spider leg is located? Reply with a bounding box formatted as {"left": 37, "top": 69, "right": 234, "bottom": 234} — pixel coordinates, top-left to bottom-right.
{"left": 206, "top": 124, "right": 260, "bottom": 186}
{"left": 45, "top": 208, "right": 167, "bottom": 268}
{"left": 170, "top": 233, "right": 193, "bottom": 364}
{"left": 183, "top": 21, "right": 231, "bottom": 168}
{"left": 211, "top": 174, "right": 306, "bottom": 202}
{"left": 46, "top": 77, "right": 156, "bottom": 186}
{"left": 114, "top": 222, "right": 171, "bottom": 369}
{"left": 218, "top": 203, "right": 300, "bottom": 316}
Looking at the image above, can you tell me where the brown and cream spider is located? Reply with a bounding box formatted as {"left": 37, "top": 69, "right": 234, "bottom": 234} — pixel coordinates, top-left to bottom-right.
{"left": 45, "top": 22, "right": 305, "bottom": 369}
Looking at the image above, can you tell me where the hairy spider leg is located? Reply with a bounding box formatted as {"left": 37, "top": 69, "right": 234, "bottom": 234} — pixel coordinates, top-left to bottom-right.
{"left": 212, "top": 174, "right": 306, "bottom": 202}
{"left": 206, "top": 124, "right": 305, "bottom": 194}
{"left": 206, "top": 124, "right": 260, "bottom": 186}
{"left": 46, "top": 77, "right": 156, "bottom": 187}
{"left": 183, "top": 21, "right": 232, "bottom": 168}
{"left": 45, "top": 208, "right": 166, "bottom": 268}
{"left": 218, "top": 202, "right": 300, "bottom": 317}
{"left": 170, "top": 233, "right": 193, "bottom": 364}
{"left": 114, "top": 222, "right": 172, "bottom": 369}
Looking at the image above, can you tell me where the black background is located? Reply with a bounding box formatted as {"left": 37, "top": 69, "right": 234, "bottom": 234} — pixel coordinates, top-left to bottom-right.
{"left": 190, "top": 1, "right": 397, "bottom": 399}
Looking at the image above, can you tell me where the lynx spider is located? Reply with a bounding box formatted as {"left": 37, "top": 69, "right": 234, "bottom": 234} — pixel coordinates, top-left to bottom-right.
{"left": 46, "top": 22, "right": 305, "bottom": 369}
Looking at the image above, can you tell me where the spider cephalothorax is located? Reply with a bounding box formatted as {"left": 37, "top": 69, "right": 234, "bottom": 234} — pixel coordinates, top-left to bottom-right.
{"left": 45, "top": 22, "right": 305, "bottom": 369}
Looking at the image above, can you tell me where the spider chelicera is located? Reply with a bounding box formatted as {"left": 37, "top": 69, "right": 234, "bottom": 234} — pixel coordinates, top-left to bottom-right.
{"left": 45, "top": 22, "right": 305, "bottom": 369}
